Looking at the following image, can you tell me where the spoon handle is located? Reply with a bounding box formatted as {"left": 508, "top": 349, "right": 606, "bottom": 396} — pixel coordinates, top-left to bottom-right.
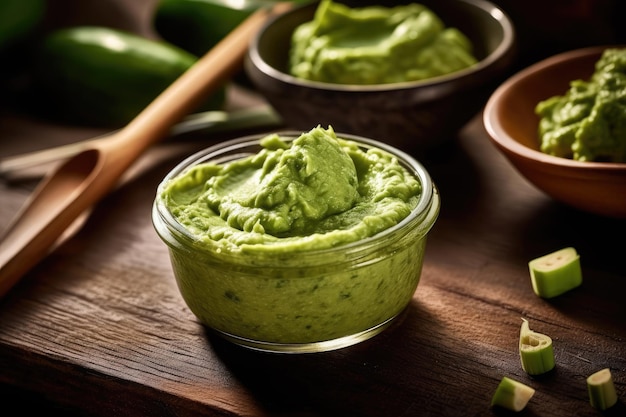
{"left": 0, "top": 3, "right": 291, "bottom": 298}
{"left": 106, "top": 2, "right": 291, "bottom": 165}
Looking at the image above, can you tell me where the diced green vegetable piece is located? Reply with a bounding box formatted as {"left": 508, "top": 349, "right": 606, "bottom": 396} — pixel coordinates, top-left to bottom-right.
{"left": 491, "top": 376, "right": 535, "bottom": 412}
{"left": 519, "top": 318, "right": 555, "bottom": 375}
{"left": 587, "top": 368, "right": 618, "bottom": 410}
{"left": 528, "top": 247, "right": 582, "bottom": 298}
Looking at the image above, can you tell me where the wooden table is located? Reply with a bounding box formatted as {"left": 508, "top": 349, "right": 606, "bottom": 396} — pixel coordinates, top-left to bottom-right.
{"left": 1, "top": 1, "right": 625, "bottom": 416}
{"left": 2, "top": 99, "right": 626, "bottom": 416}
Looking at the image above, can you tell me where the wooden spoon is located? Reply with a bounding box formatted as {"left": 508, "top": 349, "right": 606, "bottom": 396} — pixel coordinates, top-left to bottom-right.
{"left": 0, "top": 3, "right": 291, "bottom": 298}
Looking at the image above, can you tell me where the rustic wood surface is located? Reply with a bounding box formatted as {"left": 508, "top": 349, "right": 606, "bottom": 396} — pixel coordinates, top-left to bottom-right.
{"left": 1, "top": 1, "right": 625, "bottom": 416}
{"left": 2, "top": 104, "right": 625, "bottom": 416}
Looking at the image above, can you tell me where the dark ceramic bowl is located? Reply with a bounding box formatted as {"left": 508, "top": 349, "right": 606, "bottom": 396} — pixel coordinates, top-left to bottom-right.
{"left": 245, "top": 0, "right": 516, "bottom": 152}
{"left": 483, "top": 46, "right": 626, "bottom": 218}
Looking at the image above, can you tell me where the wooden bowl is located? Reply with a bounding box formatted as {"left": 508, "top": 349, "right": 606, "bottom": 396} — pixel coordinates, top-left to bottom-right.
{"left": 483, "top": 46, "right": 626, "bottom": 218}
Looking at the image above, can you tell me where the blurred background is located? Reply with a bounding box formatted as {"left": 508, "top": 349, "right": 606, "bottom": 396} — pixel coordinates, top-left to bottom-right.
{"left": 1, "top": 0, "right": 625, "bottom": 132}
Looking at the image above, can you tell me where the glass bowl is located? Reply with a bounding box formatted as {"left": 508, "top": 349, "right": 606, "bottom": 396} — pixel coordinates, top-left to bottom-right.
{"left": 152, "top": 131, "right": 440, "bottom": 353}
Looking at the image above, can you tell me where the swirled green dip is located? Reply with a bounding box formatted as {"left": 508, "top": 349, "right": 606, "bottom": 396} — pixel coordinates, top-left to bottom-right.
{"left": 288, "top": 0, "right": 478, "bottom": 84}
{"left": 536, "top": 48, "right": 626, "bottom": 162}
{"left": 161, "top": 126, "right": 421, "bottom": 252}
